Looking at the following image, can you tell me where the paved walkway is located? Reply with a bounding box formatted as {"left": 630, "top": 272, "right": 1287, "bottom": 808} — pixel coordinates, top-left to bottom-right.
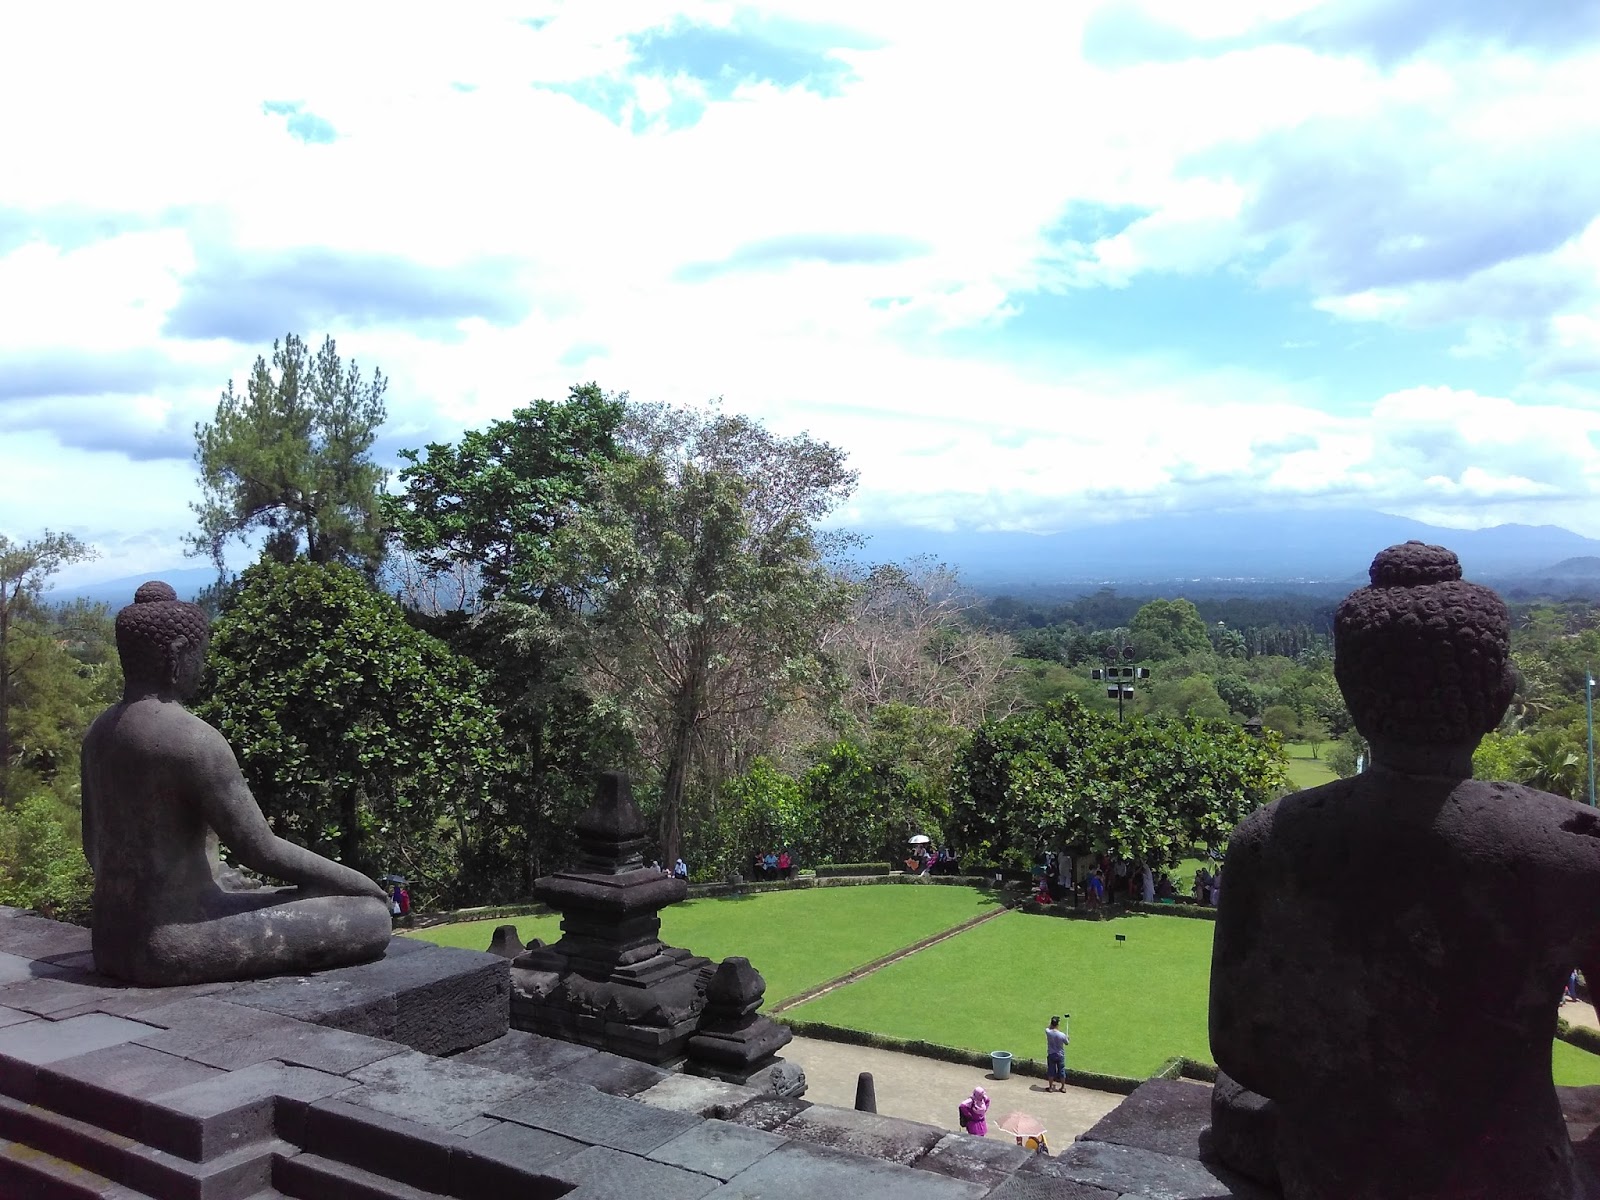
{"left": 1566, "top": 998, "right": 1599, "bottom": 1030}
{"left": 789, "top": 1035, "right": 1123, "bottom": 1146}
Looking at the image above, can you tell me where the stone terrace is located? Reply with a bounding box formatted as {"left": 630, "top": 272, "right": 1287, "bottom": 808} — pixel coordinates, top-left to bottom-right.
{"left": 0, "top": 904, "right": 1271, "bottom": 1199}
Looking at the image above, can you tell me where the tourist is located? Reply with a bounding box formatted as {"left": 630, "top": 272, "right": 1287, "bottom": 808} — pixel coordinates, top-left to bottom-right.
{"left": 1194, "top": 866, "right": 1211, "bottom": 904}
{"left": 763, "top": 850, "right": 778, "bottom": 878}
{"left": 1140, "top": 862, "right": 1155, "bottom": 903}
{"left": 673, "top": 857, "right": 688, "bottom": 880}
{"left": 1086, "top": 869, "right": 1105, "bottom": 907}
{"left": 958, "top": 1086, "right": 990, "bottom": 1136}
{"left": 1044, "top": 1015, "right": 1069, "bottom": 1092}
{"left": 1566, "top": 969, "right": 1582, "bottom": 1004}
{"left": 777, "top": 849, "right": 791, "bottom": 878}
{"left": 1208, "top": 865, "right": 1222, "bottom": 907}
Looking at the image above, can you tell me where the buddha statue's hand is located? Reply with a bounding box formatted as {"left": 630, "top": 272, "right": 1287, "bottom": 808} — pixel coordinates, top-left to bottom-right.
{"left": 296, "top": 859, "right": 389, "bottom": 902}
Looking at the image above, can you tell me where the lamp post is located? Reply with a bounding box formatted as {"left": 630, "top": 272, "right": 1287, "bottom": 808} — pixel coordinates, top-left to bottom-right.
{"left": 1588, "top": 670, "right": 1596, "bottom": 808}
{"left": 1091, "top": 646, "right": 1149, "bottom": 722}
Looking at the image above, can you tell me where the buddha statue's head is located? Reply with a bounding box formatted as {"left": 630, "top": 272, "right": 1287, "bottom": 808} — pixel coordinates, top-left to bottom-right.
{"left": 115, "top": 581, "right": 210, "bottom": 698}
{"left": 1333, "top": 541, "right": 1514, "bottom": 748}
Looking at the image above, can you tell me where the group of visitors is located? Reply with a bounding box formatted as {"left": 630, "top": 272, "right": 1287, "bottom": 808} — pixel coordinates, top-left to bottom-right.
{"left": 904, "top": 844, "right": 959, "bottom": 875}
{"left": 1192, "top": 864, "right": 1223, "bottom": 906}
{"left": 1028, "top": 852, "right": 1222, "bottom": 909}
{"left": 753, "top": 850, "right": 796, "bottom": 880}
{"left": 648, "top": 858, "right": 690, "bottom": 880}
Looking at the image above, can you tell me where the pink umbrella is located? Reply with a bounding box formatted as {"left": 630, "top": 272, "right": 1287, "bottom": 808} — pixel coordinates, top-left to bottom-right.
{"left": 996, "top": 1111, "right": 1046, "bottom": 1139}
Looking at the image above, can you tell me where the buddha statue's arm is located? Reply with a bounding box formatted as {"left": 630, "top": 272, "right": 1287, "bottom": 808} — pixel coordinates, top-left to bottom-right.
{"left": 80, "top": 754, "right": 99, "bottom": 875}
{"left": 192, "top": 725, "right": 388, "bottom": 901}
{"left": 1209, "top": 821, "right": 1278, "bottom": 1099}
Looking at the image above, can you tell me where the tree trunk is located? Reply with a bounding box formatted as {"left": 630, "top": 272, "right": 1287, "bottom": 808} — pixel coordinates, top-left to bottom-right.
{"left": 659, "top": 712, "right": 694, "bottom": 868}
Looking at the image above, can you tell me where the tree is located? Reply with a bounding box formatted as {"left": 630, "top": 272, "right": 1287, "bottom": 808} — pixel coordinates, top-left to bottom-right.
{"left": 554, "top": 402, "right": 857, "bottom": 864}
{"left": 1130, "top": 598, "right": 1211, "bottom": 661}
{"left": 190, "top": 334, "right": 388, "bottom": 576}
{"left": 949, "top": 696, "right": 1284, "bottom": 868}
{"left": 1, "top": 531, "right": 97, "bottom": 803}
{"left": 384, "top": 385, "right": 631, "bottom": 888}
{"left": 197, "top": 561, "right": 508, "bottom": 900}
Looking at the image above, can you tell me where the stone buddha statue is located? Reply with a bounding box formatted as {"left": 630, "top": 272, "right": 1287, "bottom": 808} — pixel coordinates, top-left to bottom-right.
{"left": 1208, "top": 542, "right": 1600, "bottom": 1199}
{"left": 80, "top": 581, "right": 392, "bottom": 986}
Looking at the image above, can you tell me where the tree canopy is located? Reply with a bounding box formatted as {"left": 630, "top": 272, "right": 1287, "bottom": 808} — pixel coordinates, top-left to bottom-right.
{"left": 190, "top": 333, "right": 388, "bottom": 576}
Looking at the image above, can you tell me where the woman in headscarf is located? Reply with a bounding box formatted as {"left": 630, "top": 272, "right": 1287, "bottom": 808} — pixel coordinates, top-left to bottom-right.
{"left": 958, "top": 1086, "right": 990, "bottom": 1136}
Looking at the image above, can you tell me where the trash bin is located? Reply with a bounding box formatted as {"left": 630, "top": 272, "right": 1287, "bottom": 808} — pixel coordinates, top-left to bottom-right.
{"left": 990, "top": 1051, "right": 1013, "bottom": 1079}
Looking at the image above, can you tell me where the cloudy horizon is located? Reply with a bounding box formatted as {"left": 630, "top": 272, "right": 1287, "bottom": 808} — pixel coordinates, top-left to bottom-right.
{"left": 4, "top": 0, "right": 1599, "bottom": 588}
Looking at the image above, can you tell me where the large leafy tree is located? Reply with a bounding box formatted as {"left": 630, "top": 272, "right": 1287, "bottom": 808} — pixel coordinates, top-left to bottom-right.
{"left": 197, "top": 561, "right": 508, "bottom": 900}
{"left": 1129, "top": 597, "right": 1212, "bottom": 661}
{"left": 190, "top": 334, "right": 389, "bottom": 576}
{"left": 0, "top": 531, "right": 98, "bottom": 803}
{"left": 949, "top": 695, "right": 1285, "bottom": 868}
{"left": 555, "top": 402, "right": 858, "bottom": 864}
{"left": 384, "top": 384, "right": 630, "bottom": 889}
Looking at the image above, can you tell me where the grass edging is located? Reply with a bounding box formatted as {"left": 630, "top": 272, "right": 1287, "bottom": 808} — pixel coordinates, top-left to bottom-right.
{"left": 1557, "top": 1018, "right": 1600, "bottom": 1057}
{"left": 776, "top": 1017, "right": 1183, "bottom": 1095}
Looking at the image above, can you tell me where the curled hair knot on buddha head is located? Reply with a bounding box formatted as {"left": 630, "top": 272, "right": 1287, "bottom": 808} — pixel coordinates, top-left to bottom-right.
{"left": 115, "top": 581, "right": 210, "bottom": 690}
{"left": 1333, "top": 541, "right": 1513, "bottom": 746}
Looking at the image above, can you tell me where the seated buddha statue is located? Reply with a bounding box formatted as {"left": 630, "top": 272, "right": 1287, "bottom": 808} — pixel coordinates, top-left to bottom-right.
{"left": 1209, "top": 541, "right": 1600, "bottom": 1200}
{"left": 80, "top": 581, "right": 392, "bottom": 986}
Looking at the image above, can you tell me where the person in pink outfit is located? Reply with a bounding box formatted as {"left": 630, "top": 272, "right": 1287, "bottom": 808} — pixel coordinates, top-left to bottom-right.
{"left": 959, "top": 1086, "right": 990, "bottom": 1136}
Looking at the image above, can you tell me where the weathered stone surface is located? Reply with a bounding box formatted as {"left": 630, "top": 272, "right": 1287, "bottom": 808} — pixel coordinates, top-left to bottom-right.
{"left": 916, "top": 1131, "right": 1032, "bottom": 1189}
{"left": 0, "top": 1130, "right": 147, "bottom": 1200}
{"left": 648, "top": 1118, "right": 787, "bottom": 1181}
{"left": 0, "top": 1004, "right": 36, "bottom": 1029}
{"left": 1080, "top": 1077, "right": 1212, "bottom": 1159}
{"left": 0, "top": 973, "right": 124, "bottom": 1016}
{"left": 550, "top": 1143, "right": 722, "bottom": 1198}
{"left": 222, "top": 941, "right": 508, "bottom": 1054}
{"left": 271, "top": 1151, "right": 446, "bottom": 1200}
{"left": 141, "top": 1003, "right": 403, "bottom": 1075}
{"left": 1027, "top": 1139, "right": 1272, "bottom": 1200}
{"left": 488, "top": 1080, "right": 702, "bottom": 1153}
{"left": 707, "top": 1139, "right": 987, "bottom": 1199}
{"left": 301, "top": 1096, "right": 470, "bottom": 1194}
{"left": 81, "top": 581, "right": 392, "bottom": 987}
{"left": 340, "top": 1049, "right": 533, "bottom": 1129}
{"left": 453, "top": 1118, "right": 586, "bottom": 1195}
{"left": 636, "top": 1073, "right": 763, "bottom": 1119}
{"left": 1210, "top": 542, "right": 1600, "bottom": 1200}
{"left": 487, "top": 924, "right": 525, "bottom": 958}
{"left": 34, "top": 1042, "right": 223, "bottom": 1138}
{"left": 452, "top": 1028, "right": 598, "bottom": 1077}
{"left": 0, "top": 1013, "right": 159, "bottom": 1100}
{"left": 724, "top": 1093, "right": 812, "bottom": 1132}
{"left": 1563, "top": 1085, "right": 1600, "bottom": 1144}
{"left": 140, "top": 1059, "right": 353, "bottom": 1160}
{"left": 1202, "top": 1072, "right": 1279, "bottom": 1190}
{"left": 776, "top": 1104, "right": 946, "bottom": 1166}
{"left": 982, "top": 1175, "right": 1118, "bottom": 1200}
{"left": 554, "top": 1048, "right": 670, "bottom": 1096}
{"left": 0, "top": 913, "right": 92, "bottom": 961}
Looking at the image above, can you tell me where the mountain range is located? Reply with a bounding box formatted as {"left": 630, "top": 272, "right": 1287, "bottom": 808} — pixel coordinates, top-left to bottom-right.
{"left": 50, "top": 510, "right": 1600, "bottom": 608}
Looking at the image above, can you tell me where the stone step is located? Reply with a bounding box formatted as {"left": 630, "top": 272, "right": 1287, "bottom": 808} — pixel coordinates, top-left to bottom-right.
{"left": 0, "top": 1094, "right": 285, "bottom": 1200}
{"left": 270, "top": 1152, "right": 452, "bottom": 1200}
{"left": 0, "top": 1133, "right": 147, "bottom": 1199}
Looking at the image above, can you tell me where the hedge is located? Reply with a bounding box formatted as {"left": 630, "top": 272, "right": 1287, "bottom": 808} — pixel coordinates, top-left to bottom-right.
{"left": 815, "top": 862, "right": 895, "bottom": 877}
{"left": 1127, "top": 900, "right": 1218, "bottom": 921}
{"left": 1557, "top": 1018, "right": 1600, "bottom": 1057}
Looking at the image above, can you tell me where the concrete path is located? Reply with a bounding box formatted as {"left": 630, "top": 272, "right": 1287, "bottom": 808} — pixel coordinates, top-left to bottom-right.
{"left": 788, "top": 1034, "right": 1123, "bottom": 1145}
{"left": 1566, "top": 998, "right": 1599, "bottom": 1030}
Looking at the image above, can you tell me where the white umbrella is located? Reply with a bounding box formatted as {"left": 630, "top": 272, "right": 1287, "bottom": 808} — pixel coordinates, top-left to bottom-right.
{"left": 907, "top": 834, "right": 931, "bottom": 845}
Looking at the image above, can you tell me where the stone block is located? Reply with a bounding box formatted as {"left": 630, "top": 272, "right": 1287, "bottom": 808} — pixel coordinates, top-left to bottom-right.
{"left": 1025, "top": 1139, "right": 1275, "bottom": 1200}
{"left": 222, "top": 942, "right": 508, "bottom": 1055}
{"left": 723, "top": 1093, "right": 811, "bottom": 1132}
{"left": 705, "top": 1140, "right": 988, "bottom": 1199}
{"left": 0, "top": 973, "right": 125, "bottom": 1017}
{"left": 301, "top": 1096, "right": 469, "bottom": 1195}
{"left": 0, "top": 950, "right": 51, "bottom": 984}
{"left": 555, "top": 1049, "right": 670, "bottom": 1096}
{"left": 343, "top": 1049, "right": 534, "bottom": 1129}
{"left": 648, "top": 1118, "right": 787, "bottom": 1181}
{"left": 0, "top": 912, "right": 92, "bottom": 960}
{"left": 141, "top": 1060, "right": 355, "bottom": 1161}
{"left": 0, "top": 1131, "right": 147, "bottom": 1200}
{"left": 120, "top": 1133, "right": 292, "bottom": 1200}
{"left": 35, "top": 1042, "right": 223, "bottom": 1139}
{"left": 0, "top": 1090, "right": 141, "bottom": 1184}
{"left": 272, "top": 1151, "right": 445, "bottom": 1200}
{"left": 776, "top": 1104, "right": 946, "bottom": 1167}
{"left": 136, "top": 998, "right": 402, "bottom": 1074}
{"left": 48, "top": 982, "right": 236, "bottom": 1023}
{"left": 916, "top": 1132, "right": 1033, "bottom": 1189}
{"left": 0, "top": 1005, "right": 35, "bottom": 1029}
{"left": 0, "top": 1013, "right": 159, "bottom": 1102}
{"left": 635, "top": 1073, "right": 763, "bottom": 1119}
{"left": 1561, "top": 1084, "right": 1600, "bottom": 1143}
{"left": 452, "top": 1118, "right": 587, "bottom": 1196}
{"left": 488, "top": 1080, "right": 702, "bottom": 1154}
{"left": 982, "top": 1175, "right": 1119, "bottom": 1200}
{"left": 547, "top": 1143, "right": 721, "bottom": 1199}
{"left": 451, "top": 1029, "right": 598, "bottom": 1077}
{"left": 1079, "top": 1077, "right": 1213, "bottom": 1160}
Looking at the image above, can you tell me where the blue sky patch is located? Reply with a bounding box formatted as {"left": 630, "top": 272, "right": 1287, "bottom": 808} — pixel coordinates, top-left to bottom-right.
{"left": 262, "top": 100, "right": 338, "bottom": 144}
{"left": 678, "top": 233, "right": 928, "bottom": 282}
{"left": 630, "top": 19, "right": 857, "bottom": 99}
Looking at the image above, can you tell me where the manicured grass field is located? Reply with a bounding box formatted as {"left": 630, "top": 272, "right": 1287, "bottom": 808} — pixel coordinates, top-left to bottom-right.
{"left": 789, "top": 908, "right": 1600, "bottom": 1087}
{"left": 1284, "top": 740, "right": 1339, "bottom": 790}
{"left": 793, "top": 910, "right": 1214, "bottom": 1078}
{"left": 405, "top": 884, "right": 1003, "bottom": 1006}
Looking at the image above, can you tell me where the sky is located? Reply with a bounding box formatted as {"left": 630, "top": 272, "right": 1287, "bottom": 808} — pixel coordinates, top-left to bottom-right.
{"left": 3, "top": 0, "right": 1600, "bottom": 588}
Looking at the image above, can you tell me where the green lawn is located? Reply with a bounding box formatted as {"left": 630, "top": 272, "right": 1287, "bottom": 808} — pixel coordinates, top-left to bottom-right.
{"left": 1284, "top": 740, "right": 1339, "bottom": 790}
{"left": 793, "top": 910, "right": 1214, "bottom": 1078}
{"left": 405, "top": 884, "right": 1003, "bottom": 1006}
